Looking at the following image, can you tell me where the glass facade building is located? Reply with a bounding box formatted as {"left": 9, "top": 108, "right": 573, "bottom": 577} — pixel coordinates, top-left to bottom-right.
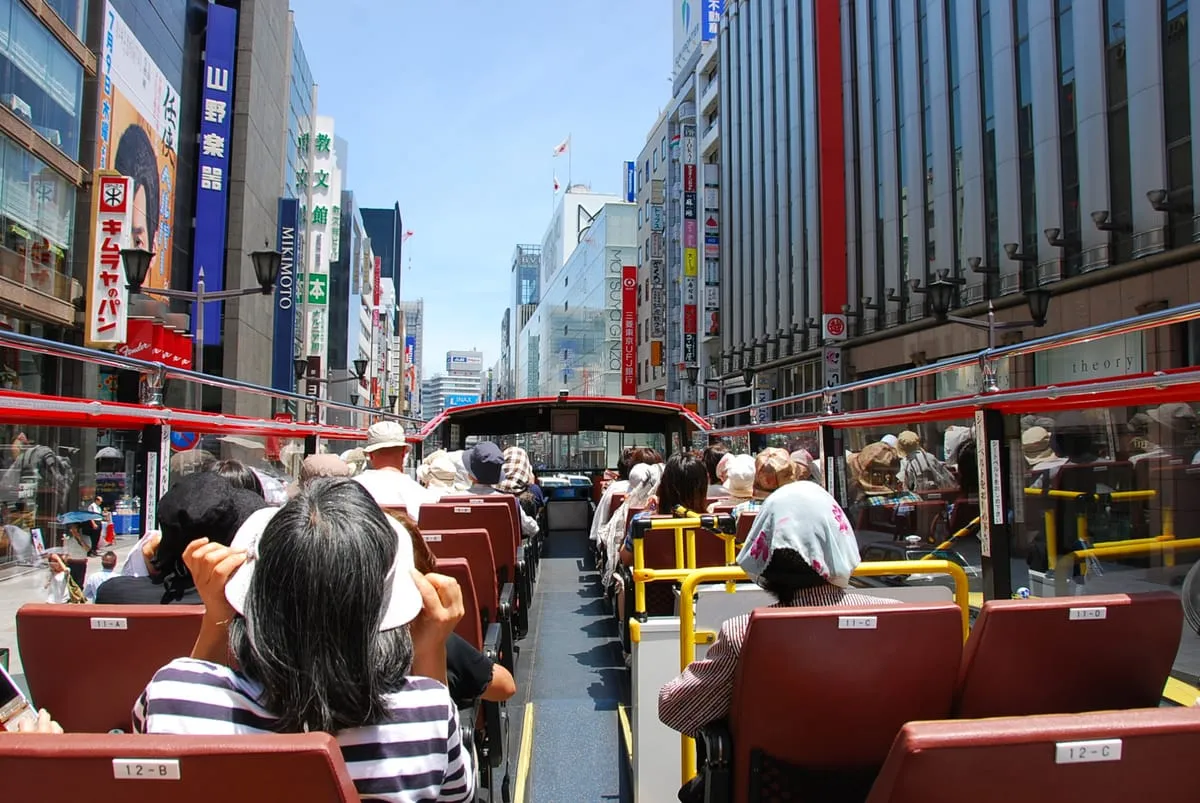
{"left": 516, "top": 204, "right": 636, "bottom": 398}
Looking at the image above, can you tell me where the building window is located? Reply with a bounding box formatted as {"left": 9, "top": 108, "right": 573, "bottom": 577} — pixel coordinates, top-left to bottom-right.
{"left": 978, "top": 0, "right": 1001, "bottom": 275}
{"left": 1015, "top": 0, "right": 1038, "bottom": 265}
{"left": 0, "top": 0, "right": 85, "bottom": 161}
{"left": 1104, "top": 0, "right": 1132, "bottom": 262}
{"left": 0, "top": 132, "right": 75, "bottom": 302}
{"left": 947, "top": 0, "right": 964, "bottom": 278}
{"left": 1162, "top": 0, "right": 1192, "bottom": 247}
{"left": 44, "top": 0, "right": 85, "bottom": 36}
{"left": 1056, "top": 0, "right": 1081, "bottom": 275}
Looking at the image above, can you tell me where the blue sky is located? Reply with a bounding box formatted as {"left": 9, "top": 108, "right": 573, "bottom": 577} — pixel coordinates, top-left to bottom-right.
{"left": 288, "top": 0, "right": 672, "bottom": 378}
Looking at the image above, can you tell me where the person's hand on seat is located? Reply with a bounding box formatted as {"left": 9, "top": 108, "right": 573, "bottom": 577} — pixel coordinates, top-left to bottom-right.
{"left": 408, "top": 571, "right": 464, "bottom": 685}
{"left": 141, "top": 530, "right": 163, "bottom": 576}
{"left": 14, "top": 709, "right": 63, "bottom": 734}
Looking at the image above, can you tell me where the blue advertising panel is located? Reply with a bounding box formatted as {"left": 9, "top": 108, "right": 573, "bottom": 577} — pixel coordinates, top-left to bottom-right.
{"left": 270, "top": 198, "right": 299, "bottom": 391}
{"left": 192, "top": 2, "right": 238, "bottom": 345}
{"left": 703, "top": 0, "right": 724, "bottom": 40}
{"left": 444, "top": 394, "right": 480, "bottom": 409}
{"left": 624, "top": 160, "right": 636, "bottom": 202}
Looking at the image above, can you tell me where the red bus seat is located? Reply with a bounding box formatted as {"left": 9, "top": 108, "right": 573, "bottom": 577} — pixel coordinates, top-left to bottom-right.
{"left": 421, "top": 502, "right": 529, "bottom": 636}
{"left": 0, "top": 732, "right": 358, "bottom": 801}
{"left": 735, "top": 510, "right": 757, "bottom": 543}
{"left": 423, "top": 527, "right": 515, "bottom": 673}
{"left": 954, "top": 592, "right": 1183, "bottom": 719}
{"left": 701, "top": 602, "right": 963, "bottom": 803}
{"left": 436, "top": 557, "right": 483, "bottom": 649}
{"left": 865, "top": 707, "right": 1200, "bottom": 803}
{"left": 16, "top": 603, "right": 204, "bottom": 733}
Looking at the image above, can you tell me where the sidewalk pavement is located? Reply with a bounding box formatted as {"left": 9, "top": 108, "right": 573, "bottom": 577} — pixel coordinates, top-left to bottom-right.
{"left": 0, "top": 537, "right": 140, "bottom": 687}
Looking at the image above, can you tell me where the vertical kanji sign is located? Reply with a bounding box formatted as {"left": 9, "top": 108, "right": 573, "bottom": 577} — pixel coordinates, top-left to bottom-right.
{"left": 192, "top": 2, "right": 238, "bottom": 345}
{"left": 621, "top": 265, "right": 637, "bottom": 396}
{"left": 85, "top": 172, "right": 133, "bottom": 348}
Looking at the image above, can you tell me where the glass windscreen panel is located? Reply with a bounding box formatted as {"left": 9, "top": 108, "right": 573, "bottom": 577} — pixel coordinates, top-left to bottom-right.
{"left": 499, "top": 431, "right": 666, "bottom": 473}
{"left": 834, "top": 418, "right": 981, "bottom": 594}
{"left": 0, "top": 425, "right": 307, "bottom": 574}
{"left": 1008, "top": 403, "right": 1200, "bottom": 679}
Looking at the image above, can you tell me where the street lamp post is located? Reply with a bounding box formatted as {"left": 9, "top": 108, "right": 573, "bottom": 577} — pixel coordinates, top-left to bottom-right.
{"left": 685, "top": 365, "right": 726, "bottom": 416}
{"left": 293, "top": 358, "right": 369, "bottom": 424}
{"left": 921, "top": 275, "right": 1052, "bottom": 393}
{"left": 121, "top": 247, "right": 282, "bottom": 408}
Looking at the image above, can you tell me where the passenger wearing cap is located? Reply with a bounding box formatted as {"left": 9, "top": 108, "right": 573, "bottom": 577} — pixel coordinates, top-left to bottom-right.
{"left": 423, "top": 453, "right": 463, "bottom": 499}
{"left": 99, "top": 473, "right": 265, "bottom": 605}
{"left": 494, "top": 446, "right": 544, "bottom": 520}
{"left": 133, "top": 478, "right": 474, "bottom": 802}
{"left": 658, "top": 481, "right": 898, "bottom": 742}
{"left": 1130, "top": 403, "right": 1200, "bottom": 464}
{"left": 355, "top": 421, "right": 435, "bottom": 522}
{"left": 462, "top": 441, "right": 540, "bottom": 537}
{"left": 729, "top": 447, "right": 798, "bottom": 517}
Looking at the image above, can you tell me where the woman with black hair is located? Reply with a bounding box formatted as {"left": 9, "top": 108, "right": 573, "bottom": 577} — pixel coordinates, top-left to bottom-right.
{"left": 134, "top": 478, "right": 474, "bottom": 802}
{"left": 618, "top": 450, "right": 709, "bottom": 566}
{"left": 212, "top": 459, "right": 265, "bottom": 498}
{"left": 113, "top": 124, "right": 161, "bottom": 267}
{"left": 658, "top": 481, "right": 897, "bottom": 740}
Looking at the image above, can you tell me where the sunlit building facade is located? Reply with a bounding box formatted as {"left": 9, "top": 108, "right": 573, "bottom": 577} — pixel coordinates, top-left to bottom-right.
{"left": 516, "top": 203, "right": 637, "bottom": 398}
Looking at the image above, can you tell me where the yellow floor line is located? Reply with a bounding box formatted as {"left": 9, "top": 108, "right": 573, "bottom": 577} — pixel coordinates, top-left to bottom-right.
{"left": 1164, "top": 676, "right": 1200, "bottom": 707}
{"left": 513, "top": 703, "right": 535, "bottom": 803}
{"left": 617, "top": 703, "right": 634, "bottom": 765}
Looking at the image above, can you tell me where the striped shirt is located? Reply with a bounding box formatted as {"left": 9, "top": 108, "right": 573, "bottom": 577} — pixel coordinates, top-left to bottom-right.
{"left": 133, "top": 658, "right": 473, "bottom": 802}
{"left": 658, "top": 586, "right": 902, "bottom": 738}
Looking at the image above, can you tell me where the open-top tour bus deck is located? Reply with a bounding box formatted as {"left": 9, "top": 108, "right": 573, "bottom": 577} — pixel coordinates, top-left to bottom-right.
{"left": 0, "top": 303, "right": 1199, "bottom": 801}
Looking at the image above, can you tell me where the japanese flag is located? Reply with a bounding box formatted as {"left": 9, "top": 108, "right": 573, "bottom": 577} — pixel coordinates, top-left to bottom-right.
{"left": 552, "top": 136, "right": 569, "bottom": 157}
{"left": 402, "top": 230, "right": 414, "bottom": 242}
{"left": 553, "top": 175, "right": 561, "bottom": 192}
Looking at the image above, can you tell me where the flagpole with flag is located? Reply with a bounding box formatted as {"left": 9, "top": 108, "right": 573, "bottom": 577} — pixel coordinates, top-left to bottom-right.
{"left": 552, "top": 133, "right": 571, "bottom": 191}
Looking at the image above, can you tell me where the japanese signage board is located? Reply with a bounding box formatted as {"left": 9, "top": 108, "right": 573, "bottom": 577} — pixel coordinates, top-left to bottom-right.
{"left": 624, "top": 161, "right": 636, "bottom": 203}
{"left": 96, "top": 1, "right": 180, "bottom": 295}
{"left": 306, "top": 273, "right": 328, "bottom": 306}
{"left": 622, "top": 265, "right": 636, "bottom": 395}
{"left": 651, "top": 204, "right": 664, "bottom": 231}
{"left": 823, "top": 346, "right": 843, "bottom": 414}
{"left": 192, "top": 2, "right": 237, "bottom": 345}
{"left": 444, "top": 394, "right": 480, "bottom": 409}
{"left": 271, "top": 198, "right": 299, "bottom": 392}
{"left": 85, "top": 172, "right": 133, "bottom": 348}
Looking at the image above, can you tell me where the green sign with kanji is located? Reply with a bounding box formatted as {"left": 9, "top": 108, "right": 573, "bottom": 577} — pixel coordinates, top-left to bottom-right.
{"left": 307, "top": 274, "right": 329, "bottom": 306}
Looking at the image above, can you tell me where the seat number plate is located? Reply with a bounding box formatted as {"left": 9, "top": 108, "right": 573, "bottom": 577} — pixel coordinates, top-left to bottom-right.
{"left": 113, "top": 759, "right": 181, "bottom": 779}
{"left": 90, "top": 618, "right": 127, "bottom": 630}
{"left": 423, "top": 533, "right": 442, "bottom": 542}
{"left": 1054, "top": 739, "right": 1122, "bottom": 764}
{"left": 454, "top": 506, "right": 472, "bottom": 513}
{"left": 837, "top": 616, "right": 877, "bottom": 630}
{"left": 1068, "top": 607, "right": 1107, "bottom": 621}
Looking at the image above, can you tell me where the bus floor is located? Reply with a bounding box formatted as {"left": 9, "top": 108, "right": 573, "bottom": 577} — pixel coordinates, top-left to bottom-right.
{"left": 508, "top": 528, "right": 632, "bottom": 802}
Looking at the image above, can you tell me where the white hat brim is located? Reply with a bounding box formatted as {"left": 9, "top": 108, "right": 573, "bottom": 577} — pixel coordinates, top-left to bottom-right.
{"left": 225, "top": 506, "right": 421, "bottom": 630}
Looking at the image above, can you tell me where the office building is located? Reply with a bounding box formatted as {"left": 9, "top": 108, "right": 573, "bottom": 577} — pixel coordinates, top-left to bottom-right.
{"left": 361, "top": 203, "right": 405, "bottom": 288}
{"left": 662, "top": 2, "right": 724, "bottom": 411}
{"left": 422, "top": 349, "right": 484, "bottom": 418}
{"left": 635, "top": 110, "right": 670, "bottom": 400}
{"left": 397, "top": 299, "right": 424, "bottom": 415}
{"left": 505, "top": 243, "right": 541, "bottom": 401}
{"left": 515, "top": 202, "right": 637, "bottom": 398}
{"left": 713, "top": 1, "right": 1200, "bottom": 421}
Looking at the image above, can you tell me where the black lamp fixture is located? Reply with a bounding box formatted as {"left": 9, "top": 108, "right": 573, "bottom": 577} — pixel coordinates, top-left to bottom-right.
{"left": 926, "top": 277, "right": 958, "bottom": 321}
{"left": 121, "top": 248, "right": 154, "bottom": 293}
{"left": 686, "top": 365, "right": 700, "bottom": 384}
{"left": 349, "top": 393, "right": 359, "bottom": 407}
{"left": 249, "top": 249, "right": 283, "bottom": 293}
{"left": 352, "top": 358, "right": 369, "bottom": 379}
{"left": 1025, "top": 284, "right": 1052, "bottom": 327}
{"left": 293, "top": 358, "right": 308, "bottom": 382}
{"left": 388, "top": 393, "right": 399, "bottom": 410}
{"left": 741, "top": 362, "right": 755, "bottom": 388}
